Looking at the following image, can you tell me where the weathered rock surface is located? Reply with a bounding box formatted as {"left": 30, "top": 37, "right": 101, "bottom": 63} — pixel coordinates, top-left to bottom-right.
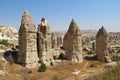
{"left": 51, "top": 33, "right": 57, "bottom": 49}
{"left": 0, "top": 70, "right": 6, "bottom": 76}
{"left": 63, "top": 19, "right": 82, "bottom": 63}
{"left": 105, "top": 62, "right": 117, "bottom": 68}
{"left": 18, "top": 11, "right": 39, "bottom": 68}
{"left": 0, "top": 26, "right": 18, "bottom": 45}
{"left": 105, "top": 56, "right": 112, "bottom": 63}
{"left": 37, "top": 18, "right": 54, "bottom": 65}
{"left": 96, "top": 26, "right": 108, "bottom": 61}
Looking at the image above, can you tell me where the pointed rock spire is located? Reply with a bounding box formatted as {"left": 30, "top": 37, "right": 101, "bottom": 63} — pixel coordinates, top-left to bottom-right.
{"left": 24, "top": 10, "right": 30, "bottom": 15}
{"left": 63, "top": 19, "right": 82, "bottom": 63}
{"left": 18, "top": 11, "right": 38, "bottom": 68}
{"left": 38, "top": 18, "right": 50, "bottom": 34}
{"left": 96, "top": 26, "right": 108, "bottom": 38}
{"left": 67, "top": 19, "right": 81, "bottom": 36}
{"left": 37, "top": 18, "right": 53, "bottom": 65}
{"left": 21, "top": 10, "right": 34, "bottom": 26}
{"left": 96, "top": 26, "right": 108, "bottom": 61}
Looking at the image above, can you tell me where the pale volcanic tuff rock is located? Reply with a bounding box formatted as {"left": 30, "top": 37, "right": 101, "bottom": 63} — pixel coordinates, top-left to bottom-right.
{"left": 63, "top": 19, "right": 82, "bottom": 63}
{"left": 18, "top": 11, "right": 39, "bottom": 68}
{"left": 51, "top": 33, "right": 57, "bottom": 49}
{"left": 57, "top": 36, "right": 62, "bottom": 48}
{"left": 0, "top": 26, "right": 18, "bottom": 45}
{"left": 96, "top": 26, "right": 109, "bottom": 62}
{"left": 37, "top": 18, "right": 54, "bottom": 65}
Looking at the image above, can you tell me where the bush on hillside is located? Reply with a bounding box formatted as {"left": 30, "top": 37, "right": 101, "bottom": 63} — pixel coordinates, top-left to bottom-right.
{"left": 87, "top": 50, "right": 95, "bottom": 54}
{"left": 0, "top": 40, "right": 9, "bottom": 46}
{"left": 52, "top": 75, "right": 63, "bottom": 80}
{"left": 111, "top": 56, "right": 120, "bottom": 61}
{"left": 38, "top": 63, "right": 47, "bottom": 72}
{"left": 58, "top": 53, "right": 65, "bottom": 60}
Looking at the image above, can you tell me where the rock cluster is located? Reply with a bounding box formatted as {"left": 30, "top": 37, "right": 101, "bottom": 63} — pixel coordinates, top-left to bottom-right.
{"left": 63, "top": 19, "right": 82, "bottom": 63}
{"left": 18, "top": 11, "right": 115, "bottom": 68}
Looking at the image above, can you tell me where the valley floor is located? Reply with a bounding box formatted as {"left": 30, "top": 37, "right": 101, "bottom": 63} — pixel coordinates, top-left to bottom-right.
{"left": 0, "top": 60, "right": 105, "bottom": 80}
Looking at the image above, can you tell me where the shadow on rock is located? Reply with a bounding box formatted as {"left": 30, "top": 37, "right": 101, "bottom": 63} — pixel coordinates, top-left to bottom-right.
{"left": 3, "top": 50, "right": 18, "bottom": 64}
{"left": 84, "top": 54, "right": 97, "bottom": 60}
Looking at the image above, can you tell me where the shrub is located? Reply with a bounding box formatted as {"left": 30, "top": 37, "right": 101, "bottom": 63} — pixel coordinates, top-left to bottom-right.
{"left": 12, "top": 47, "right": 16, "bottom": 51}
{"left": 38, "top": 63, "right": 47, "bottom": 72}
{"left": 0, "top": 40, "right": 9, "bottom": 46}
{"left": 90, "top": 63, "right": 96, "bottom": 68}
{"left": 28, "top": 70, "right": 32, "bottom": 73}
{"left": 87, "top": 50, "right": 94, "bottom": 54}
{"left": 59, "top": 53, "right": 65, "bottom": 59}
{"left": 111, "top": 56, "right": 120, "bottom": 61}
{"left": 52, "top": 75, "right": 63, "bottom": 80}
{"left": 50, "top": 62, "right": 54, "bottom": 66}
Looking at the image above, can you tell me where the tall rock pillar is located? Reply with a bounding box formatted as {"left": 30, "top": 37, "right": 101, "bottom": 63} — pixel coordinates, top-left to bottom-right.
{"left": 63, "top": 19, "right": 82, "bottom": 63}
{"left": 18, "top": 11, "right": 39, "bottom": 68}
{"left": 96, "top": 26, "right": 108, "bottom": 61}
{"left": 37, "top": 18, "right": 53, "bottom": 65}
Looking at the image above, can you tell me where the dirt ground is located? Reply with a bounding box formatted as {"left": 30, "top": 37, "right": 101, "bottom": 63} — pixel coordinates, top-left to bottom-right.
{"left": 0, "top": 59, "right": 105, "bottom": 80}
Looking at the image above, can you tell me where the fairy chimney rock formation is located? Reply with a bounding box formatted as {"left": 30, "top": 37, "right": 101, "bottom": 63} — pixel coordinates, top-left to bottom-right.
{"left": 63, "top": 19, "right": 82, "bottom": 63}
{"left": 37, "top": 18, "right": 53, "bottom": 65}
{"left": 18, "top": 11, "right": 39, "bottom": 68}
{"left": 51, "top": 33, "right": 57, "bottom": 49}
{"left": 96, "top": 26, "right": 108, "bottom": 61}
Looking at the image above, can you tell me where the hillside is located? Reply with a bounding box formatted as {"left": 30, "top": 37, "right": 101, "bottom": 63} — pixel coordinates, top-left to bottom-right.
{"left": 0, "top": 26, "right": 18, "bottom": 45}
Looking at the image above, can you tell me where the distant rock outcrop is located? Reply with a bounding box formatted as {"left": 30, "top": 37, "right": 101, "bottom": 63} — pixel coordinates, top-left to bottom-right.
{"left": 18, "top": 11, "right": 39, "bottom": 68}
{"left": 96, "top": 26, "right": 109, "bottom": 61}
{"left": 63, "top": 19, "right": 82, "bottom": 63}
{"left": 0, "top": 26, "right": 18, "bottom": 45}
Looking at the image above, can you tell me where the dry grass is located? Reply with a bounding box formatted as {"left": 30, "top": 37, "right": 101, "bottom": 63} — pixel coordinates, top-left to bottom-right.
{"left": 0, "top": 60, "right": 105, "bottom": 80}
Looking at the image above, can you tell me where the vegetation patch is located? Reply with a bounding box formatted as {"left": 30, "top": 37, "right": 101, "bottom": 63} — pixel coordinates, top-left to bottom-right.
{"left": 87, "top": 50, "right": 95, "bottom": 54}
{"left": 38, "top": 63, "right": 47, "bottom": 72}
{"left": 52, "top": 75, "right": 63, "bottom": 80}
{"left": 111, "top": 56, "right": 120, "bottom": 61}
{"left": 0, "top": 39, "right": 13, "bottom": 46}
{"left": 93, "top": 64, "right": 120, "bottom": 80}
{"left": 90, "top": 63, "right": 96, "bottom": 68}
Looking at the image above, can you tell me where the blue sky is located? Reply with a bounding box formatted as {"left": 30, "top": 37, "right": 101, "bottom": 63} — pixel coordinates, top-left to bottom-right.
{"left": 0, "top": 0, "right": 120, "bottom": 32}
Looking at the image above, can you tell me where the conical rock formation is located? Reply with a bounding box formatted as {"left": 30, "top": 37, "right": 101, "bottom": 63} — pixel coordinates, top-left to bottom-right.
{"left": 96, "top": 26, "right": 109, "bottom": 61}
{"left": 63, "top": 19, "right": 82, "bottom": 63}
{"left": 18, "top": 11, "right": 39, "bottom": 68}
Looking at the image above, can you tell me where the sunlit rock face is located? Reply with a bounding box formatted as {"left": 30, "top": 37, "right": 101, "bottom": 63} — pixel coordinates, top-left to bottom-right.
{"left": 63, "top": 19, "right": 82, "bottom": 63}
{"left": 18, "top": 11, "right": 39, "bottom": 68}
{"left": 37, "top": 18, "right": 54, "bottom": 65}
{"left": 96, "top": 26, "right": 108, "bottom": 62}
